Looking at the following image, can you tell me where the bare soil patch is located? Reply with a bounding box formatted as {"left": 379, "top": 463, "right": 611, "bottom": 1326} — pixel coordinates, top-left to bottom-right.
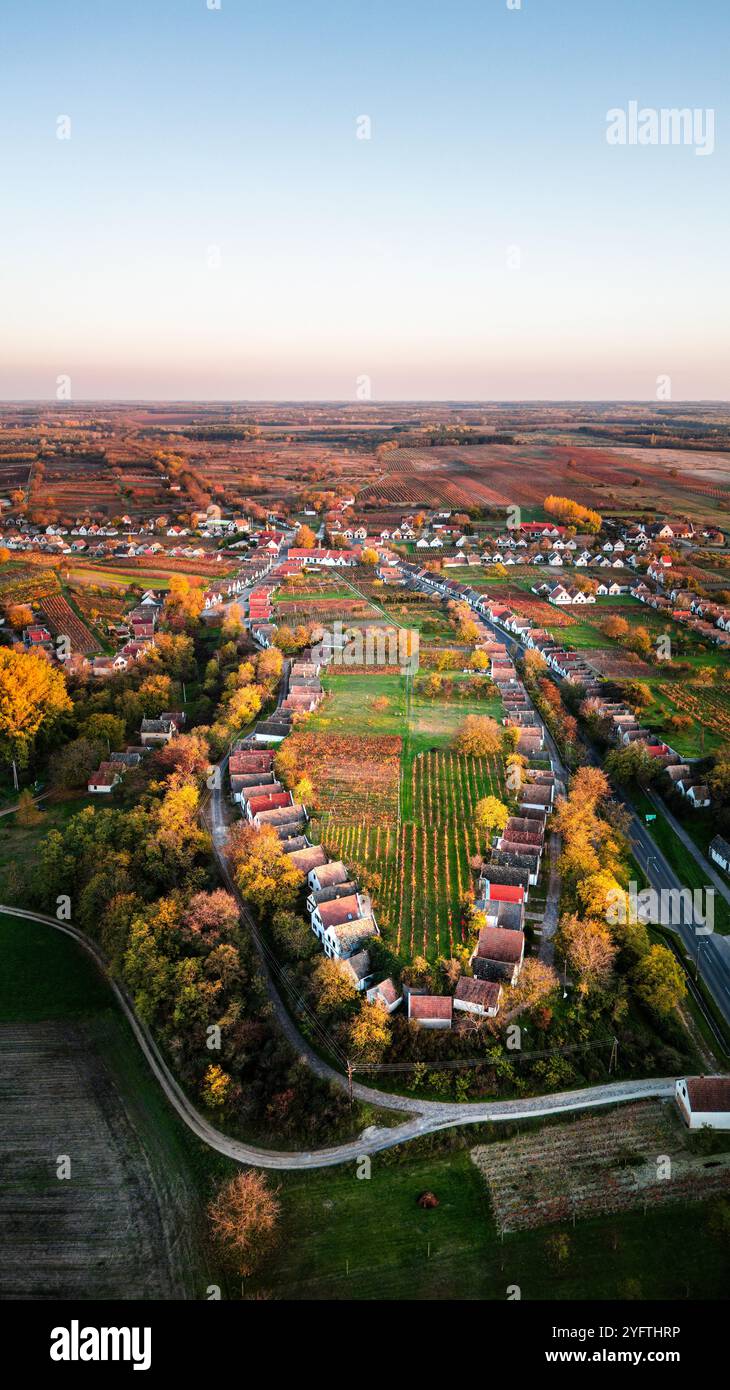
{"left": 0, "top": 1021, "right": 192, "bottom": 1299}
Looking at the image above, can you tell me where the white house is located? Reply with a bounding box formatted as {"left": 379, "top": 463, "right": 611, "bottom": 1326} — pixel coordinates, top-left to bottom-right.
{"left": 407, "top": 994, "right": 453, "bottom": 1029}
{"left": 320, "top": 917, "right": 379, "bottom": 960}
{"left": 310, "top": 892, "right": 375, "bottom": 938}
{"left": 453, "top": 977, "right": 502, "bottom": 1018}
{"left": 675, "top": 1077, "right": 730, "bottom": 1130}
{"left": 307, "top": 860, "right": 349, "bottom": 893}
{"left": 88, "top": 763, "right": 121, "bottom": 794}
{"left": 709, "top": 836, "right": 730, "bottom": 873}
{"left": 366, "top": 978, "right": 402, "bottom": 1013}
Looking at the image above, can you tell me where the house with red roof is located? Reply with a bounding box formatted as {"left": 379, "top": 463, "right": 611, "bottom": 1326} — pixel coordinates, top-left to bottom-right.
{"left": 407, "top": 994, "right": 453, "bottom": 1029}
{"left": 676, "top": 1076, "right": 730, "bottom": 1130}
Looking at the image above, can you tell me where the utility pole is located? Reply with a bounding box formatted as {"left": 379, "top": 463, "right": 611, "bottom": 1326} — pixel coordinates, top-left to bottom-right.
{"left": 11, "top": 759, "right": 18, "bottom": 792}
{"left": 608, "top": 1036, "right": 618, "bottom": 1073}
{"left": 347, "top": 1059, "right": 354, "bottom": 1106}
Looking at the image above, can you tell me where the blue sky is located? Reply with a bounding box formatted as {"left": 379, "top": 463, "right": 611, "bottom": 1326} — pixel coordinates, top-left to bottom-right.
{"left": 1, "top": 0, "right": 728, "bottom": 398}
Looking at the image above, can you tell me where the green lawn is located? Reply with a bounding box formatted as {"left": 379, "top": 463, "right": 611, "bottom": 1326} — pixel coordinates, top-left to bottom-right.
{"left": 252, "top": 1143, "right": 730, "bottom": 1301}
{"left": 307, "top": 671, "right": 408, "bottom": 736}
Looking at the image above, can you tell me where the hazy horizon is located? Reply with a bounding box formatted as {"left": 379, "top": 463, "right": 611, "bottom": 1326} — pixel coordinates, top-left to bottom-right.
{"left": 2, "top": 396, "right": 729, "bottom": 407}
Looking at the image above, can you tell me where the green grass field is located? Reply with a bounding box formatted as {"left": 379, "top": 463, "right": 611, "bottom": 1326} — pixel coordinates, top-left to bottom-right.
{"left": 307, "top": 671, "right": 408, "bottom": 736}
{"left": 252, "top": 1142, "right": 730, "bottom": 1301}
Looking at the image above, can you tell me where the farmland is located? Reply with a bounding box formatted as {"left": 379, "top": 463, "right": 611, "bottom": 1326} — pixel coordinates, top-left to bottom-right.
{"left": 283, "top": 731, "right": 402, "bottom": 824}
{"left": 293, "top": 668, "right": 506, "bottom": 961}
{"left": 40, "top": 592, "right": 100, "bottom": 653}
{"left": 0, "top": 913, "right": 217, "bottom": 1300}
{"left": 321, "top": 748, "right": 504, "bottom": 958}
{"left": 471, "top": 1100, "right": 730, "bottom": 1233}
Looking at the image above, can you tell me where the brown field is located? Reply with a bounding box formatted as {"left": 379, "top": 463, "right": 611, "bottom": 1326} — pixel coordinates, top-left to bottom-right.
{"left": 0, "top": 1021, "right": 193, "bottom": 1299}
{"left": 2, "top": 403, "right": 730, "bottom": 531}
{"left": 41, "top": 593, "right": 99, "bottom": 653}
{"left": 283, "top": 732, "right": 402, "bottom": 824}
{"left": 585, "top": 649, "right": 655, "bottom": 679}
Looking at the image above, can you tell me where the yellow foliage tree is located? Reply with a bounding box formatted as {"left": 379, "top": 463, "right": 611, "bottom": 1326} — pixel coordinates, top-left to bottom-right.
{"left": 0, "top": 648, "right": 72, "bottom": 768}
{"left": 229, "top": 823, "right": 304, "bottom": 916}
{"left": 454, "top": 714, "right": 502, "bottom": 757}
{"left": 201, "top": 1063, "right": 232, "bottom": 1109}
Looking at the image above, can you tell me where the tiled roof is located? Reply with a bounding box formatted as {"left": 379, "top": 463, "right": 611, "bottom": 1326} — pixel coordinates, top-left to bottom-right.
{"left": 685, "top": 1076, "right": 730, "bottom": 1113}
{"left": 409, "top": 995, "right": 453, "bottom": 1021}
{"left": 475, "top": 927, "right": 525, "bottom": 964}
{"left": 455, "top": 977, "right": 502, "bottom": 1010}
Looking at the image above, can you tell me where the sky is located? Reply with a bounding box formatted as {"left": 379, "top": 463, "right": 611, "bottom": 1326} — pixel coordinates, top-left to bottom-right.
{"left": 0, "top": 0, "right": 728, "bottom": 401}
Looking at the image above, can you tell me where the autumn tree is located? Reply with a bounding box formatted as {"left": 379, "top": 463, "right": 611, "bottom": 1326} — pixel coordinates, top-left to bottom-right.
{"left": 544, "top": 495, "right": 601, "bottom": 533}
{"left": 222, "top": 604, "right": 244, "bottom": 640}
{"left": 601, "top": 615, "right": 630, "bottom": 641}
{"left": 183, "top": 889, "right": 239, "bottom": 943}
{"left": 475, "top": 795, "right": 510, "bottom": 843}
{"left": 557, "top": 913, "right": 617, "bottom": 994}
{"left": 605, "top": 743, "right": 659, "bottom": 788}
{"left": 311, "top": 957, "right": 357, "bottom": 1018}
{"left": 270, "top": 909, "right": 318, "bottom": 960}
{"left": 208, "top": 1171, "right": 281, "bottom": 1276}
{"left": 225, "top": 683, "right": 264, "bottom": 730}
{"left": 5, "top": 603, "right": 34, "bottom": 631}
{"left": 138, "top": 673, "right": 174, "bottom": 716}
{"left": 229, "top": 823, "right": 303, "bottom": 916}
{"left": 0, "top": 648, "right": 72, "bottom": 769}
{"left": 81, "top": 712, "right": 126, "bottom": 749}
{"left": 143, "top": 632, "right": 197, "bottom": 679}
{"left": 523, "top": 648, "right": 547, "bottom": 681}
{"left": 348, "top": 1001, "right": 391, "bottom": 1063}
{"left": 139, "top": 780, "right": 209, "bottom": 891}
{"left": 709, "top": 748, "right": 730, "bottom": 802}
{"left": 50, "top": 736, "right": 105, "bottom": 789}
{"left": 454, "top": 714, "right": 502, "bottom": 757}
{"left": 296, "top": 524, "right": 317, "bottom": 548}
{"left": 163, "top": 574, "right": 205, "bottom": 631}
{"left": 153, "top": 730, "right": 210, "bottom": 780}
{"left": 504, "top": 958, "right": 560, "bottom": 1017}
{"left": 15, "top": 788, "right": 44, "bottom": 826}
{"left": 255, "top": 646, "right": 284, "bottom": 682}
{"left": 201, "top": 1063, "right": 232, "bottom": 1109}
{"left": 631, "top": 944, "right": 686, "bottom": 1015}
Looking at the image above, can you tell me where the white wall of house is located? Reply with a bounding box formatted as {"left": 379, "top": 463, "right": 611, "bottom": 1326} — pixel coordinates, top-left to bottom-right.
{"left": 453, "top": 996, "right": 499, "bottom": 1020}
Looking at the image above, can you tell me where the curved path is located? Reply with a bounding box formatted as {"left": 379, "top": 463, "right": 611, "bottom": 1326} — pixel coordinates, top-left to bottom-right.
{"left": 1, "top": 904, "right": 678, "bottom": 1170}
